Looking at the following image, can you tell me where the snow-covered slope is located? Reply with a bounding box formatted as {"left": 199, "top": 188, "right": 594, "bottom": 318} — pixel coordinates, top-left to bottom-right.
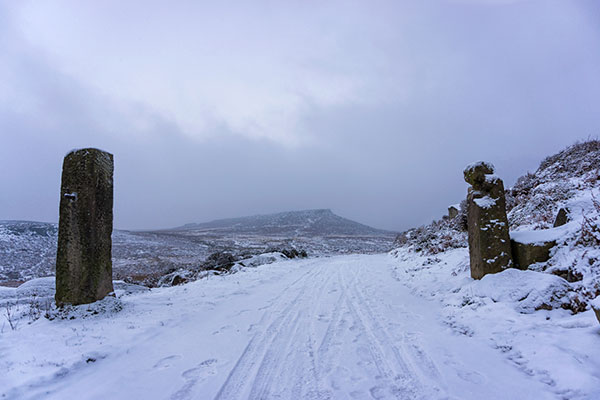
{"left": 394, "top": 140, "right": 600, "bottom": 308}
{"left": 174, "top": 209, "right": 395, "bottom": 236}
{"left": 390, "top": 247, "right": 599, "bottom": 399}
{"left": 506, "top": 140, "right": 600, "bottom": 230}
{"left": 1, "top": 254, "right": 583, "bottom": 400}
{"left": 387, "top": 141, "right": 600, "bottom": 398}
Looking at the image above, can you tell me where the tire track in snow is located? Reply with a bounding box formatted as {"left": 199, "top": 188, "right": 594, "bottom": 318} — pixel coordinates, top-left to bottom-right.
{"left": 340, "top": 264, "right": 434, "bottom": 399}
{"left": 213, "top": 261, "right": 330, "bottom": 400}
{"left": 247, "top": 310, "right": 303, "bottom": 399}
{"left": 249, "top": 266, "right": 335, "bottom": 399}
{"left": 216, "top": 256, "right": 446, "bottom": 399}
{"left": 213, "top": 265, "right": 322, "bottom": 400}
{"left": 347, "top": 262, "right": 447, "bottom": 399}
{"left": 287, "top": 266, "right": 339, "bottom": 399}
{"left": 354, "top": 261, "right": 446, "bottom": 389}
{"left": 316, "top": 282, "right": 347, "bottom": 380}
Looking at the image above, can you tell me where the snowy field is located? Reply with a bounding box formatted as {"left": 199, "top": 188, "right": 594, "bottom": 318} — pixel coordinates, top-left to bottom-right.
{"left": 3, "top": 254, "right": 597, "bottom": 399}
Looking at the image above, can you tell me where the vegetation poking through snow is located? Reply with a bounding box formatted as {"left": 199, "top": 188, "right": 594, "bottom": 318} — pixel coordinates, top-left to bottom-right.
{"left": 506, "top": 139, "right": 600, "bottom": 230}
{"left": 579, "top": 193, "right": 600, "bottom": 247}
{"left": 393, "top": 199, "right": 468, "bottom": 255}
{"left": 149, "top": 247, "right": 309, "bottom": 288}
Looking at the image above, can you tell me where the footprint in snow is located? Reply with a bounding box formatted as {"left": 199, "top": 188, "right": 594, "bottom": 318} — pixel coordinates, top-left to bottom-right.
{"left": 212, "top": 325, "right": 234, "bottom": 335}
{"left": 171, "top": 359, "right": 218, "bottom": 400}
{"left": 153, "top": 355, "right": 181, "bottom": 370}
{"left": 456, "top": 369, "right": 485, "bottom": 384}
{"left": 368, "top": 385, "right": 388, "bottom": 400}
{"left": 444, "top": 354, "right": 485, "bottom": 384}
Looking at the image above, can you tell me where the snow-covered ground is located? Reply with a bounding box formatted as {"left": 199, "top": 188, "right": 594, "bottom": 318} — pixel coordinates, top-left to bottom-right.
{"left": 391, "top": 247, "right": 600, "bottom": 399}
{"left": 3, "top": 254, "right": 594, "bottom": 399}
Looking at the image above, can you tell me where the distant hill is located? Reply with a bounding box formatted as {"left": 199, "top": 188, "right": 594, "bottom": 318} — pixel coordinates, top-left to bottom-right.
{"left": 1, "top": 210, "right": 396, "bottom": 283}
{"left": 173, "top": 209, "right": 396, "bottom": 237}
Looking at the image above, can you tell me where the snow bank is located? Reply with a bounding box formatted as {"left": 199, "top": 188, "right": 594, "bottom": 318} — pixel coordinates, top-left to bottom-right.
{"left": 16, "top": 277, "right": 55, "bottom": 298}
{"left": 390, "top": 246, "right": 600, "bottom": 398}
{"left": 510, "top": 223, "right": 574, "bottom": 245}
{"left": 461, "top": 269, "right": 572, "bottom": 313}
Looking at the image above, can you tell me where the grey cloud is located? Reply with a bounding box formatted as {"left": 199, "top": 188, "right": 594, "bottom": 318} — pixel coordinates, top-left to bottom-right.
{"left": 1, "top": 0, "right": 599, "bottom": 231}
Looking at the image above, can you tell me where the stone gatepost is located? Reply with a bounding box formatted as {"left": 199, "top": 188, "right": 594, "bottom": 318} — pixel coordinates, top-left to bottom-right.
{"left": 463, "top": 161, "right": 513, "bottom": 279}
{"left": 55, "top": 148, "right": 114, "bottom": 305}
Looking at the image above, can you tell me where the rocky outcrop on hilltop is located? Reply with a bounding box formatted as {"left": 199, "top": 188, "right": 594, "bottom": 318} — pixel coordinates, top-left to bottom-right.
{"left": 173, "top": 209, "right": 395, "bottom": 237}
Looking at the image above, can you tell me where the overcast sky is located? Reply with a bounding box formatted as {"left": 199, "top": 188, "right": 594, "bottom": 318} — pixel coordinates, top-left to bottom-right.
{"left": 1, "top": 0, "right": 599, "bottom": 231}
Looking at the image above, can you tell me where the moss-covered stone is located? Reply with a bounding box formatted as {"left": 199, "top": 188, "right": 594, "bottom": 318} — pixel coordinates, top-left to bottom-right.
{"left": 463, "top": 161, "right": 495, "bottom": 188}
{"left": 55, "top": 148, "right": 114, "bottom": 305}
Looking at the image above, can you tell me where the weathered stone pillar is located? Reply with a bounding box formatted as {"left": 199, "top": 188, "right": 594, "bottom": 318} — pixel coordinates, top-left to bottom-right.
{"left": 448, "top": 205, "right": 459, "bottom": 219}
{"left": 55, "top": 148, "right": 114, "bottom": 305}
{"left": 463, "top": 161, "right": 513, "bottom": 279}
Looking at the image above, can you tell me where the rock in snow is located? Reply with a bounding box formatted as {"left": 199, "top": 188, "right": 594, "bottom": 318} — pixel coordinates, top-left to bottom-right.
{"left": 462, "top": 268, "right": 572, "bottom": 313}
{"left": 591, "top": 297, "right": 600, "bottom": 325}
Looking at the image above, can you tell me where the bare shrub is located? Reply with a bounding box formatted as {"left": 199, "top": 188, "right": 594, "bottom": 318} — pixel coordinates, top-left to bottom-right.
{"left": 507, "top": 139, "right": 600, "bottom": 230}
{"left": 579, "top": 193, "right": 600, "bottom": 246}
{"left": 4, "top": 301, "right": 19, "bottom": 331}
{"left": 394, "top": 212, "right": 468, "bottom": 256}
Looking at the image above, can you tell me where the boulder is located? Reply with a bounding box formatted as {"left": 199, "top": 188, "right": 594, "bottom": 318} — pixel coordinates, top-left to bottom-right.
{"left": 464, "top": 161, "right": 513, "bottom": 279}
{"left": 463, "top": 269, "right": 572, "bottom": 313}
{"left": 463, "top": 161, "right": 495, "bottom": 188}
{"left": 204, "top": 252, "right": 237, "bottom": 271}
{"left": 591, "top": 298, "right": 600, "bottom": 325}
{"left": 510, "top": 239, "right": 555, "bottom": 270}
{"left": 157, "top": 270, "right": 193, "bottom": 287}
{"left": 553, "top": 207, "right": 569, "bottom": 227}
{"left": 509, "top": 228, "right": 561, "bottom": 270}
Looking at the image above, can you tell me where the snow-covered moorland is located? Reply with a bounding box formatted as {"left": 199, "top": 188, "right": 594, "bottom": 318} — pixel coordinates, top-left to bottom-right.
{"left": 2, "top": 141, "right": 600, "bottom": 399}
{"left": 0, "top": 209, "right": 396, "bottom": 286}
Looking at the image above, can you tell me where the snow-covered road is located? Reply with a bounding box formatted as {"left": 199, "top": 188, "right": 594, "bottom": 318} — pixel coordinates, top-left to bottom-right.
{"left": 2, "top": 254, "right": 556, "bottom": 399}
